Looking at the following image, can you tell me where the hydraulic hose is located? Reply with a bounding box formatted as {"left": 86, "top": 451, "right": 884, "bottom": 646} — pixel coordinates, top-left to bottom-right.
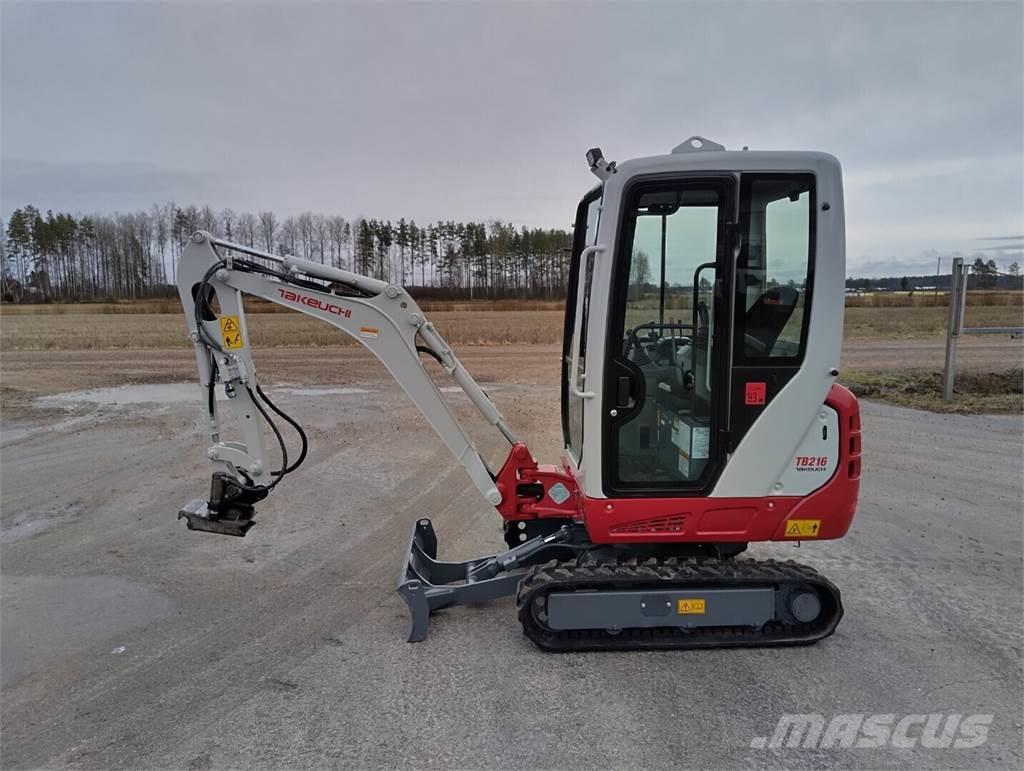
{"left": 256, "top": 384, "right": 308, "bottom": 475}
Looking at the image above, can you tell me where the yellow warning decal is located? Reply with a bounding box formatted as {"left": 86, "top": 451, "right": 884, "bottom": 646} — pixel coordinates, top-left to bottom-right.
{"left": 219, "top": 315, "right": 243, "bottom": 349}
{"left": 784, "top": 519, "right": 821, "bottom": 538}
{"left": 359, "top": 326, "right": 379, "bottom": 339}
{"left": 677, "top": 598, "right": 706, "bottom": 615}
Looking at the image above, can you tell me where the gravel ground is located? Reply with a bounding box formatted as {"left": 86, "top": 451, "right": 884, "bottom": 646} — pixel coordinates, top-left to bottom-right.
{"left": 1, "top": 352, "right": 1022, "bottom": 769}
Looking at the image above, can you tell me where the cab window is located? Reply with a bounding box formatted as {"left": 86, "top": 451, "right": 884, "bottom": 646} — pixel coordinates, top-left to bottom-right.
{"left": 610, "top": 181, "right": 728, "bottom": 487}
{"left": 735, "top": 175, "right": 815, "bottom": 361}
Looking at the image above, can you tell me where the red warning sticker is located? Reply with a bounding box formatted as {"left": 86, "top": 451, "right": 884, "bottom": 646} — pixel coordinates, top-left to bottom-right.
{"left": 745, "top": 382, "right": 766, "bottom": 406}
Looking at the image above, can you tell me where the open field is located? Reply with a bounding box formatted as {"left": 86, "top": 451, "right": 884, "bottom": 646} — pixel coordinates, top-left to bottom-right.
{"left": 2, "top": 290, "right": 1020, "bottom": 315}
{"left": 3, "top": 302, "right": 1022, "bottom": 414}
{"left": 2, "top": 362, "right": 1021, "bottom": 768}
{"left": 0, "top": 310, "right": 563, "bottom": 350}
{"left": 2, "top": 300, "right": 1022, "bottom": 414}
{"left": 0, "top": 298, "right": 570, "bottom": 315}
{"left": 845, "top": 304, "right": 1023, "bottom": 338}
{"left": 2, "top": 339, "right": 1022, "bottom": 421}
{"left": 2, "top": 304, "right": 1023, "bottom": 351}
{"left": 844, "top": 290, "right": 1023, "bottom": 308}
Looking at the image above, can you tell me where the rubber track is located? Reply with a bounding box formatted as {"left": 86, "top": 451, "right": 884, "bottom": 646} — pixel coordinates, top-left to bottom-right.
{"left": 516, "top": 556, "right": 843, "bottom": 652}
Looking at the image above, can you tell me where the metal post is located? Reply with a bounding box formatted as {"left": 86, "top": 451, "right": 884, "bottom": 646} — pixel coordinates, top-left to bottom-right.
{"left": 942, "top": 257, "right": 967, "bottom": 401}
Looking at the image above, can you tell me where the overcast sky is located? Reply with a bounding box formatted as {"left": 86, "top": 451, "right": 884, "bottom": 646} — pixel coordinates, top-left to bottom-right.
{"left": 2, "top": 1, "right": 1022, "bottom": 276}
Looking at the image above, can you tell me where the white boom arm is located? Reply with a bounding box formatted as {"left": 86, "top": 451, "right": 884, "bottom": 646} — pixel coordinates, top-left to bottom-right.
{"left": 176, "top": 231, "right": 514, "bottom": 507}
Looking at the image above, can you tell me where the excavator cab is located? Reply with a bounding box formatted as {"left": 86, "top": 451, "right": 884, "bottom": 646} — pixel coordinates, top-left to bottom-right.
{"left": 562, "top": 140, "right": 850, "bottom": 508}
{"left": 173, "top": 137, "right": 861, "bottom": 651}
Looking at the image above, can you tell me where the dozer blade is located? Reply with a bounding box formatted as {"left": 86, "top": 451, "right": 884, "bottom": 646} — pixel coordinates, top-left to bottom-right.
{"left": 397, "top": 518, "right": 521, "bottom": 642}
{"left": 177, "top": 499, "right": 255, "bottom": 538}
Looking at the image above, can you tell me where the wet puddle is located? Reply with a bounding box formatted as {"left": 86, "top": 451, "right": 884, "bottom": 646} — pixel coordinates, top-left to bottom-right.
{"left": 33, "top": 383, "right": 383, "bottom": 408}
{"left": 34, "top": 383, "right": 210, "bottom": 407}
{"left": 1, "top": 574, "right": 176, "bottom": 687}
{"left": 279, "top": 387, "right": 373, "bottom": 396}
{"left": 1, "top": 501, "right": 84, "bottom": 544}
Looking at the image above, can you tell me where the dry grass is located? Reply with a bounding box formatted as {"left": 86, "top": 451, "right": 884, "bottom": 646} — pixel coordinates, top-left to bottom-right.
{"left": 0, "top": 299, "right": 187, "bottom": 315}
{"left": 0, "top": 297, "right": 566, "bottom": 315}
{"left": 844, "top": 305, "right": 1024, "bottom": 338}
{"left": 4, "top": 290, "right": 1019, "bottom": 316}
{"left": 1, "top": 303, "right": 1021, "bottom": 352}
{"left": 840, "top": 369, "right": 1023, "bottom": 414}
{"left": 3, "top": 306, "right": 1020, "bottom": 414}
{"left": 845, "top": 290, "right": 1023, "bottom": 308}
{"left": 0, "top": 310, "right": 566, "bottom": 350}
{"left": 416, "top": 299, "right": 565, "bottom": 312}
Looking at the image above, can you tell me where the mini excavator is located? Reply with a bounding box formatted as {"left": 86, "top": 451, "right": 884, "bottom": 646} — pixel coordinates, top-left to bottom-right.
{"left": 175, "top": 137, "right": 861, "bottom": 651}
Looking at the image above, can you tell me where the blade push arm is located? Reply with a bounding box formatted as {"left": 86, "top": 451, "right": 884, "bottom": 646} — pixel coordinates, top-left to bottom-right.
{"left": 176, "top": 231, "right": 515, "bottom": 511}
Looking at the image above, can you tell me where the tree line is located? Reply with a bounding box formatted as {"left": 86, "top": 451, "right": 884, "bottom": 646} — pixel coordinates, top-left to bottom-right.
{"left": 846, "top": 257, "right": 1023, "bottom": 293}
{"left": 1, "top": 203, "right": 573, "bottom": 303}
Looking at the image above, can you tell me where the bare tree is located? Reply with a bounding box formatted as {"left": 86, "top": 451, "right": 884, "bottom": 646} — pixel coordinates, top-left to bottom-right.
{"left": 236, "top": 212, "right": 257, "bottom": 248}
{"left": 258, "top": 211, "right": 278, "bottom": 253}
{"left": 219, "top": 208, "right": 236, "bottom": 241}
{"left": 313, "top": 214, "right": 329, "bottom": 264}
{"left": 279, "top": 217, "right": 299, "bottom": 257}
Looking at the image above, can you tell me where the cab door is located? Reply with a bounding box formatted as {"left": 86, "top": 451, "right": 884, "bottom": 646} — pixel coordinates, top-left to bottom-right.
{"left": 561, "top": 186, "right": 603, "bottom": 466}
{"left": 601, "top": 176, "right": 737, "bottom": 496}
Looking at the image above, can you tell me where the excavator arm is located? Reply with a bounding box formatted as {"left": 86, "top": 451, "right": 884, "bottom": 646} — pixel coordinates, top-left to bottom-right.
{"left": 175, "top": 230, "right": 591, "bottom": 640}
{"left": 175, "top": 231, "right": 517, "bottom": 534}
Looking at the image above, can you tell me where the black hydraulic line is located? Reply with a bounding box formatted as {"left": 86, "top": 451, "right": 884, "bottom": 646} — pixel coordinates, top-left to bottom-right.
{"left": 195, "top": 251, "right": 372, "bottom": 355}
{"left": 255, "top": 384, "right": 308, "bottom": 475}
{"left": 244, "top": 385, "right": 288, "bottom": 485}
{"left": 193, "top": 269, "right": 287, "bottom": 494}
{"left": 234, "top": 259, "right": 329, "bottom": 293}
{"left": 232, "top": 257, "right": 376, "bottom": 298}
{"left": 192, "top": 250, "right": 381, "bottom": 494}
{"left": 194, "top": 261, "right": 228, "bottom": 354}
{"left": 416, "top": 345, "right": 445, "bottom": 365}
{"left": 207, "top": 358, "right": 218, "bottom": 419}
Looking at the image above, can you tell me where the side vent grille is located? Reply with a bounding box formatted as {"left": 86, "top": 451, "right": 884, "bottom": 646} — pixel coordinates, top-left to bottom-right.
{"left": 846, "top": 404, "right": 863, "bottom": 480}
{"left": 610, "top": 514, "right": 688, "bottom": 534}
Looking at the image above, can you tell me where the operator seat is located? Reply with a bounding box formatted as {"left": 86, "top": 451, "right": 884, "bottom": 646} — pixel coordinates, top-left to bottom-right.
{"left": 742, "top": 286, "right": 799, "bottom": 355}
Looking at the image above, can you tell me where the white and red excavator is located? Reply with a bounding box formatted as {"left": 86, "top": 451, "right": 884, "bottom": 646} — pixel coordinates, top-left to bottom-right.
{"left": 174, "top": 137, "right": 862, "bottom": 651}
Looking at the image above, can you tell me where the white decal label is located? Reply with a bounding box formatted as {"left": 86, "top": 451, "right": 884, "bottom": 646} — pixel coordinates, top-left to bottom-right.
{"left": 691, "top": 427, "right": 710, "bottom": 459}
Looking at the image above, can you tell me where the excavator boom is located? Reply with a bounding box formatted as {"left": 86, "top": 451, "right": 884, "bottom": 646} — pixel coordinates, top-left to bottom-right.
{"left": 176, "top": 231, "right": 516, "bottom": 516}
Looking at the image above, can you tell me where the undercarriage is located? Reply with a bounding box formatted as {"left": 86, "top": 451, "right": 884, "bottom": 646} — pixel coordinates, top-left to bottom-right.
{"left": 400, "top": 518, "right": 841, "bottom": 650}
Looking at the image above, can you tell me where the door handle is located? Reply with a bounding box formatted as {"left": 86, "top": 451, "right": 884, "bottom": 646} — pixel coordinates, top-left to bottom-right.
{"left": 616, "top": 375, "right": 632, "bottom": 407}
{"left": 570, "top": 378, "right": 593, "bottom": 399}
{"left": 569, "top": 244, "right": 606, "bottom": 399}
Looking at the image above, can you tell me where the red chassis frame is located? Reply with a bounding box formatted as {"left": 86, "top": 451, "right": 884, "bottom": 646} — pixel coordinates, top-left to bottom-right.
{"left": 493, "top": 384, "right": 861, "bottom": 545}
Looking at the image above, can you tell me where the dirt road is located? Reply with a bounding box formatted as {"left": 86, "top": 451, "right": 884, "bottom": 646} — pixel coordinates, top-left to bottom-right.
{"left": 1, "top": 353, "right": 1021, "bottom": 768}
